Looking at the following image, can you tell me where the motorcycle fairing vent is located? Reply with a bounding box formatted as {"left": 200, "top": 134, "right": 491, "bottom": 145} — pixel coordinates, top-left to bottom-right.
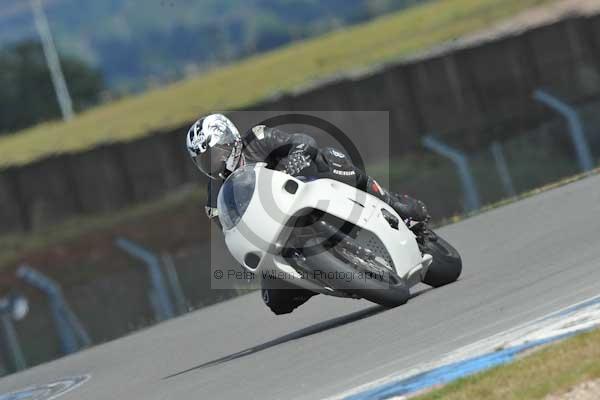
{"left": 381, "top": 209, "right": 399, "bottom": 230}
{"left": 284, "top": 180, "right": 299, "bottom": 194}
{"left": 244, "top": 253, "right": 261, "bottom": 269}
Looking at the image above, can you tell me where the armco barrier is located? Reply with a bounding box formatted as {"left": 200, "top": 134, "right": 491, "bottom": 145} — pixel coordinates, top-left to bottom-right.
{"left": 68, "top": 145, "right": 133, "bottom": 214}
{"left": 1, "top": 14, "right": 600, "bottom": 234}
{"left": 14, "top": 157, "right": 82, "bottom": 230}
{"left": 0, "top": 170, "right": 26, "bottom": 233}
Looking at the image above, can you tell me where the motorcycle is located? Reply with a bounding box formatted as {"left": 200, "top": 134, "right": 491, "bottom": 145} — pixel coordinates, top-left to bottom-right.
{"left": 217, "top": 163, "right": 462, "bottom": 308}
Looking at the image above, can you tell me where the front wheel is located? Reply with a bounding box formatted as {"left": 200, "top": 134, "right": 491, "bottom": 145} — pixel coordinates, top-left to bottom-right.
{"left": 301, "top": 239, "right": 410, "bottom": 308}
{"left": 421, "top": 234, "right": 462, "bottom": 287}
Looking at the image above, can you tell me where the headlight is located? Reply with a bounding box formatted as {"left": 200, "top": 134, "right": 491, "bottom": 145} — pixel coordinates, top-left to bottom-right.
{"left": 217, "top": 166, "right": 256, "bottom": 230}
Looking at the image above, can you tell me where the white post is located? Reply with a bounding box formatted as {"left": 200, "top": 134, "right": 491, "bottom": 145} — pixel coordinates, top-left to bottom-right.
{"left": 533, "top": 90, "right": 594, "bottom": 172}
{"left": 31, "top": 0, "right": 74, "bottom": 121}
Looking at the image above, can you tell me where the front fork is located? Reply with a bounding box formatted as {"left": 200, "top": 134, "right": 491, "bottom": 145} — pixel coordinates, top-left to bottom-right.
{"left": 408, "top": 220, "right": 438, "bottom": 254}
{"left": 283, "top": 218, "right": 375, "bottom": 268}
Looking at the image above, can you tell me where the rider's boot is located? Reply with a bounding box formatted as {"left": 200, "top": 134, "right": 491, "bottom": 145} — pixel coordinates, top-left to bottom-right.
{"left": 389, "top": 194, "right": 430, "bottom": 222}
{"left": 365, "top": 178, "right": 429, "bottom": 222}
{"left": 262, "top": 288, "right": 318, "bottom": 315}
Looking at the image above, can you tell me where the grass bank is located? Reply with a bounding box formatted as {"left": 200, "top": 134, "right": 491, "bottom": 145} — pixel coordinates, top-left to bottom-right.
{"left": 415, "top": 328, "right": 600, "bottom": 400}
{"left": 0, "top": 0, "right": 554, "bottom": 169}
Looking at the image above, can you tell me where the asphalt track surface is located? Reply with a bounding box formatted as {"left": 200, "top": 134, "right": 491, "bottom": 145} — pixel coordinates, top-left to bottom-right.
{"left": 2, "top": 174, "right": 600, "bottom": 400}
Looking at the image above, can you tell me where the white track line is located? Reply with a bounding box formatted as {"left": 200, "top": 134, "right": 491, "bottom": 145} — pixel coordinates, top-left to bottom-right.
{"left": 327, "top": 287, "right": 600, "bottom": 400}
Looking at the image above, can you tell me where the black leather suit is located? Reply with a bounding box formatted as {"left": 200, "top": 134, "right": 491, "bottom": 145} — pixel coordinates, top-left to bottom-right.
{"left": 206, "top": 125, "right": 427, "bottom": 222}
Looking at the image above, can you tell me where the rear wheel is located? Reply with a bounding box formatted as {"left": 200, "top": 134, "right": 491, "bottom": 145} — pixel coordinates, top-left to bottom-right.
{"left": 301, "top": 239, "right": 410, "bottom": 308}
{"left": 421, "top": 234, "right": 462, "bottom": 287}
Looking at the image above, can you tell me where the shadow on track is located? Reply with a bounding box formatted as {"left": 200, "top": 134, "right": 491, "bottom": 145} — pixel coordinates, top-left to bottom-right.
{"left": 165, "top": 287, "right": 432, "bottom": 379}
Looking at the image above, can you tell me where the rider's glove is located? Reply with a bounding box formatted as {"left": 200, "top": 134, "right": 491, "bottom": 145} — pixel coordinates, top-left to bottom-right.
{"left": 205, "top": 206, "right": 219, "bottom": 219}
{"left": 415, "top": 199, "right": 430, "bottom": 222}
{"left": 205, "top": 206, "right": 223, "bottom": 229}
{"left": 283, "top": 151, "right": 312, "bottom": 176}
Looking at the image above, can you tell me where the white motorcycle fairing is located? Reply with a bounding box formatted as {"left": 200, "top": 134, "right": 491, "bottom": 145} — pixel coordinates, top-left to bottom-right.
{"left": 218, "top": 164, "right": 433, "bottom": 295}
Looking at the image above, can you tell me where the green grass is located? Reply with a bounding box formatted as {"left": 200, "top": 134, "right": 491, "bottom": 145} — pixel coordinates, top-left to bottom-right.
{"left": 0, "top": 0, "right": 554, "bottom": 169}
{"left": 415, "top": 328, "right": 600, "bottom": 400}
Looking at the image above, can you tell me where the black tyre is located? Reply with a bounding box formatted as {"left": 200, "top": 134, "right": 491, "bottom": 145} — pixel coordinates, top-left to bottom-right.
{"left": 422, "top": 234, "right": 462, "bottom": 287}
{"left": 301, "top": 239, "right": 410, "bottom": 308}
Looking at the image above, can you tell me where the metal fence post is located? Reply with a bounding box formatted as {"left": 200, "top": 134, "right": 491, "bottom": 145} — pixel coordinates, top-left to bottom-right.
{"left": 162, "top": 254, "right": 188, "bottom": 315}
{"left": 0, "top": 315, "right": 25, "bottom": 373}
{"left": 533, "top": 90, "right": 594, "bottom": 172}
{"left": 115, "top": 238, "right": 175, "bottom": 321}
{"left": 490, "top": 141, "right": 516, "bottom": 197}
{"left": 422, "top": 135, "right": 481, "bottom": 212}
{"left": 17, "top": 266, "right": 91, "bottom": 355}
{"left": 0, "top": 295, "right": 28, "bottom": 373}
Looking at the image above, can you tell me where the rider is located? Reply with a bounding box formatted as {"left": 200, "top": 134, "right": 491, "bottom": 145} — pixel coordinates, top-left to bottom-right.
{"left": 187, "top": 114, "right": 429, "bottom": 315}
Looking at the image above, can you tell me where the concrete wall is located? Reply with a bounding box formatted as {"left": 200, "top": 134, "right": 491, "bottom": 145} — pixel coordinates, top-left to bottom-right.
{"left": 2, "top": 14, "right": 600, "bottom": 234}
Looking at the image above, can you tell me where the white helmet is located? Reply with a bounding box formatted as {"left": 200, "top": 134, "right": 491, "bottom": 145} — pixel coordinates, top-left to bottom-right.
{"left": 186, "top": 114, "right": 243, "bottom": 179}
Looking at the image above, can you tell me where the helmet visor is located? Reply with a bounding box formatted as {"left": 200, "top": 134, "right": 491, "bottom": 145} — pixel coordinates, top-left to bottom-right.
{"left": 195, "top": 144, "right": 233, "bottom": 179}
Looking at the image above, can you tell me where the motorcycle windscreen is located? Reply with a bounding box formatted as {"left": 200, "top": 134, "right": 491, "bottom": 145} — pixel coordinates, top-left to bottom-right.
{"left": 217, "top": 165, "right": 256, "bottom": 230}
